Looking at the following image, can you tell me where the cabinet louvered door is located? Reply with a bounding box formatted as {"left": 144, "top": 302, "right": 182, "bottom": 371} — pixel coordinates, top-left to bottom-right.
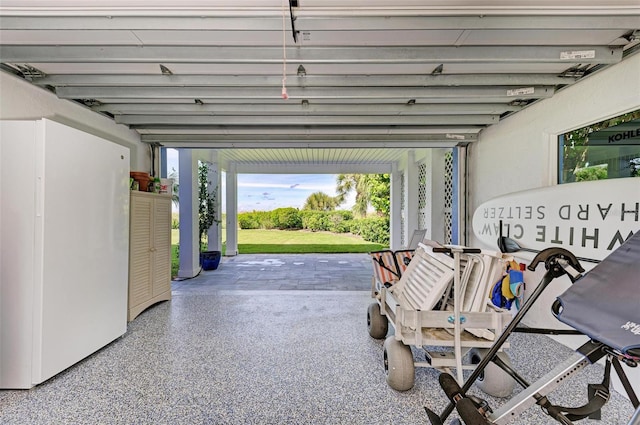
{"left": 129, "top": 194, "right": 153, "bottom": 309}
{"left": 128, "top": 192, "right": 172, "bottom": 321}
{"left": 152, "top": 196, "right": 171, "bottom": 297}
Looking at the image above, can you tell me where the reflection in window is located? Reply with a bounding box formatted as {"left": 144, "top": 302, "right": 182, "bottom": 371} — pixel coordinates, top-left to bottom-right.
{"left": 558, "top": 110, "right": 640, "bottom": 184}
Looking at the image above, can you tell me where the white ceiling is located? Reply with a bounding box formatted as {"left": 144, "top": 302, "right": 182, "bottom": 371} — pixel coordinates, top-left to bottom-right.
{"left": 1, "top": 1, "right": 639, "bottom": 168}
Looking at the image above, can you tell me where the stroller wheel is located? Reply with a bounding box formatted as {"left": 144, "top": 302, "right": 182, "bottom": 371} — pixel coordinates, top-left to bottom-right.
{"left": 469, "top": 348, "right": 516, "bottom": 398}
{"left": 383, "top": 337, "right": 415, "bottom": 391}
{"left": 367, "top": 302, "right": 389, "bottom": 339}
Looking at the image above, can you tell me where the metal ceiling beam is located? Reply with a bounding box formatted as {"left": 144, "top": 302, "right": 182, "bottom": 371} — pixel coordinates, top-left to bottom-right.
{"left": 135, "top": 126, "right": 481, "bottom": 136}
{"left": 139, "top": 136, "right": 468, "bottom": 148}
{"left": 116, "top": 114, "right": 499, "bottom": 126}
{"left": 0, "top": 45, "right": 623, "bottom": 64}
{"left": 1, "top": 15, "right": 637, "bottom": 31}
{"left": 32, "top": 73, "right": 578, "bottom": 87}
{"left": 136, "top": 126, "right": 484, "bottom": 135}
{"left": 93, "top": 102, "right": 522, "bottom": 115}
{"left": 57, "top": 86, "right": 555, "bottom": 99}
{"left": 92, "top": 96, "right": 533, "bottom": 104}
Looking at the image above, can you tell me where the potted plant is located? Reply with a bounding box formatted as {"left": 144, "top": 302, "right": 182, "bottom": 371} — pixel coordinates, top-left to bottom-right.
{"left": 198, "top": 162, "right": 221, "bottom": 270}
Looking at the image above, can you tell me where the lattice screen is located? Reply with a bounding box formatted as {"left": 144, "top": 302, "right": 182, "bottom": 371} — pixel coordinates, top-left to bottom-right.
{"left": 400, "top": 171, "right": 406, "bottom": 247}
{"left": 418, "top": 163, "right": 428, "bottom": 231}
{"left": 444, "top": 151, "right": 454, "bottom": 244}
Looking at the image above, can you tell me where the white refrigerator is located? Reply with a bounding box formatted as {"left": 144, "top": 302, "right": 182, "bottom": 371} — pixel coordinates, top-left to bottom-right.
{"left": 0, "top": 119, "right": 130, "bottom": 389}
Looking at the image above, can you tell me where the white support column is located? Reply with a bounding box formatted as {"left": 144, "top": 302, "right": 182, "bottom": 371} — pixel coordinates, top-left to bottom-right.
{"left": 206, "top": 156, "right": 222, "bottom": 252}
{"left": 177, "top": 149, "right": 200, "bottom": 278}
{"left": 225, "top": 162, "right": 238, "bottom": 256}
{"left": 453, "top": 146, "right": 467, "bottom": 245}
{"left": 429, "top": 148, "right": 447, "bottom": 244}
{"left": 404, "top": 150, "right": 419, "bottom": 246}
{"left": 390, "top": 162, "right": 402, "bottom": 250}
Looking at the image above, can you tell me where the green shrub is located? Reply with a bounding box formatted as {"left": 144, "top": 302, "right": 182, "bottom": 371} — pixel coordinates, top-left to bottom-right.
{"left": 575, "top": 165, "right": 607, "bottom": 181}
{"left": 238, "top": 211, "right": 278, "bottom": 229}
{"left": 299, "top": 210, "right": 354, "bottom": 233}
{"left": 238, "top": 212, "right": 261, "bottom": 229}
{"left": 301, "top": 210, "right": 329, "bottom": 231}
{"left": 271, "top": 207, "right": 302, "bottom": 229}
{"left": 350, "top": 217, "right": 389, "bottom": 245}
{"left": 331, "top": 219, "right": 352, "bottom": 234}
{"left": 257, "top": 211, "right": 275, "bottom": 229}
{"left": 327, "top": 210, "right": 353, "bottom": 233}
{"left": 171, "top": 218, "right": 180, "bottom": 230}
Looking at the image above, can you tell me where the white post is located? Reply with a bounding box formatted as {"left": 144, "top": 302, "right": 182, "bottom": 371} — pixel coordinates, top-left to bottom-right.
{"left": 429, "top": 148, "right": 447, "bottom": 244}
{"left": 206, "top": 160, "right": 221, "bottom": 252}
{"left": 405, "top": 150, "right": 419, "bottom": 246}
{"left": 389, "top": 162, "right": 402, "bottom": 250}
{"left": 177, "top": 149, "right": 200, "bottom": 277}
{"left": 225, "top": 162, "right": 238, "bottom": 256}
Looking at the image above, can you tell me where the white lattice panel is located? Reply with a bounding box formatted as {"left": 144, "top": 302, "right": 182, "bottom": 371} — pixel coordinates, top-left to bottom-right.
{"left": 400, "top": 171, "right": 406, "bottom": 247}
{"left": 418, "top": 163, "right": 428, "bottom": 231}
{"left": 444, "top": 151, "right": 454, "bottom": 244}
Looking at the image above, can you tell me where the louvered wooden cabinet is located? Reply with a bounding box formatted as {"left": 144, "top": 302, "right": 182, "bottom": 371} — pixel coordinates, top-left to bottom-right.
{"left": 128, "top": 191, "right": 172, "bottom": 321}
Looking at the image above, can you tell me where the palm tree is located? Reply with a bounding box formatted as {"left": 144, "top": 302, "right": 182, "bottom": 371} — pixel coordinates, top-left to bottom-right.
{"left": 336, "top": 174, "right": 369, "bottom": 217}
{"left": 303, "top": 191, "right": 338, "bottom": 211}
{"left": 336, "top": 174, "right": 390, "bottom": 217}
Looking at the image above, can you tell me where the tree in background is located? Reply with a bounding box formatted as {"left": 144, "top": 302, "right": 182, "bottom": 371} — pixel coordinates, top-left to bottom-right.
{"left": 336, "top": 174, "right": 369, "bottom": 217}
{"left": 336, "top": 173, "right": 390, "bottom": 218}
{"left": 367, "top": 174, "right": 391, "bottom": 216}
{"left": 303, "top": 191, "right": 339, "bottom": 211}
{"left": 168, "top": 167, "right": 179, "bottom": 207}
{"left": 631, "top": 158, "right": 640, "bottom": 177}
{"left": 562, "top": 109, "right": 640, "bottom": 183}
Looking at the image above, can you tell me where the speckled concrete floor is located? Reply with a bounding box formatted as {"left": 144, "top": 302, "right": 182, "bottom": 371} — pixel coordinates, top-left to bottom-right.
{"left": 0, "top": 254, "right": 636, "bottom": 424}
{"left": 173, "top": 253, "right": 374, "bottom": 291}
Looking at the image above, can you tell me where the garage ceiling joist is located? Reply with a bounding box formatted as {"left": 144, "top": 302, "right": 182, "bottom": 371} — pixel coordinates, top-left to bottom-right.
{"left": 30, "top": 74, "right": 579, "bottom": 87}
{"left": 0, "top": 15, "right": 637, "bottom": 31}
{"left": 0, "top": 45, "right": 624, "bottom": 64}
{"left": 90, "top": 103, "right": 523, "bottom": 115}
{"left": 55, "top": 86, "right": 556, "bottom": 100}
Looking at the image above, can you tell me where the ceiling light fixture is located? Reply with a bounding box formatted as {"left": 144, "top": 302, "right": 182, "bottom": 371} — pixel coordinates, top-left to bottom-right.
{"left": 194, "top": 98, "right": 204, "bottom": 105}
{"left": 159, "top": 64, "right": 173, "bottom": 75}
{"left": 82, "top": 99, "right": 101, "bottom": 107}
{"left": 431, "top": 64, "right": 444, "bottom": 75}
{"left": 407, "top": 99, "right": 416, "bottom": 105}
{"left": 15, "top": 64, "right": 46, "bottom": 79}
{"left": 297, "top": 65, "right": 307, "bottom": 77}
{"left": 301, "top": 99, "right": 309, "bottom": 107}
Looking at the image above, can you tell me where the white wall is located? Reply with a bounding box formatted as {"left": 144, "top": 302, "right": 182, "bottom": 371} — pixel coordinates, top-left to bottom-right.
{"left": 467, "top": 53, "right": 640, "bottom": 394}
{"left": 468, "top": 52, "right": 639, "bottom": 325}
{"left": 0, "top": 71, "right": 147, "bottom": 171}
{"left": 469, "top": 53, "right": 639, "bottom": 207}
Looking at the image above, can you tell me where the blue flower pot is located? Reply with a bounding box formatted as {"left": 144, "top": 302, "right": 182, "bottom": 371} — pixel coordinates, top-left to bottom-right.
{"left": 200, "top": 250, "right": 221, "bottom": 271}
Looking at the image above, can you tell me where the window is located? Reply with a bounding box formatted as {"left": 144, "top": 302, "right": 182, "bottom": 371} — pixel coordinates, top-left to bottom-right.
{"left": 558, "top": 109, "right": 640, "bottom": 184}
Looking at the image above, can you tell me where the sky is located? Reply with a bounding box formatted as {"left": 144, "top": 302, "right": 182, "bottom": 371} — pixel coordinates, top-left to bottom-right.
{"left": 166, "top": 149, "right": 355, "bottom": 212}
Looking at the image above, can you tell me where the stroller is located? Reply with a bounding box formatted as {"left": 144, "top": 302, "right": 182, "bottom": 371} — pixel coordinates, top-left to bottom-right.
{"left": 425, "top": 231, "right": 640, "bottom": 425}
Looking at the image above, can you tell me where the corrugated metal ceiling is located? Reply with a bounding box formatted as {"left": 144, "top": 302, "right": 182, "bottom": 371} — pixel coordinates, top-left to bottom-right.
{"left": 1, "top": 1, "right": 638, "bottom": 167}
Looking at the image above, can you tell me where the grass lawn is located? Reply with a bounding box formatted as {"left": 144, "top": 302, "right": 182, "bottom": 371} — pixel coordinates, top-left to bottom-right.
{"left": 170, "top": 228, "right": 386, "bottom": 276}
{"left": 233, "top": 229, "right": 386, "bottom": 253}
